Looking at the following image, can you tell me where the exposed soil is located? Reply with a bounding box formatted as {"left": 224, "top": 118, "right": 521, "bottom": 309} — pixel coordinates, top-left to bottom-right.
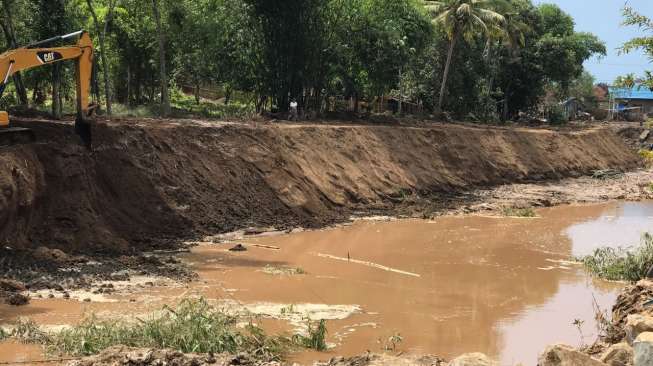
{"left": 0, "top": 118, "right": 642, "bottom": 255}
{"left": 0, "top": 117, "right": 646, "bottom": 297}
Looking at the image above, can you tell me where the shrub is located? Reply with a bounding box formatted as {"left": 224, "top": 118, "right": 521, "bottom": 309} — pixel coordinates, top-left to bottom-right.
{"left": 291, "top": 319, "right": 328, "bottom": 351}
{"left": 9, "top": 298, "right": 298, "bottom": 362}
{"left": 639, "top": 149, "right": 653, "bottom": 167}
{"left": 547, "top": 105, "right": 568, "bottom": 125}
{"left": 579, "top": 233, "right": 653, "bottom": 281}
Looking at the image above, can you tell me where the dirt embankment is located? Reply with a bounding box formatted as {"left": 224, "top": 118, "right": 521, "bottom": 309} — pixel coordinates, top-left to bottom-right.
{"left": 0, "top": 118, "right": 642, "bottom": 254}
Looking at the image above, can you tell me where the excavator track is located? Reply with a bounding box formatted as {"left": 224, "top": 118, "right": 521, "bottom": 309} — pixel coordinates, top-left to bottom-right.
{"left": 0, "top": 127, "right": 36, "bottom": 147}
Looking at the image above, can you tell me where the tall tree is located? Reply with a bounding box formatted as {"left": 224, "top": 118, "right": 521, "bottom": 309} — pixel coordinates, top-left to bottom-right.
{"left": 86, "top": 0, "right": 119, "bottom": 116}
{"left": 617, "top": 5, "right": 653, "bottom": 90}
{"left": 0, "top": 0, "right": 29, "bottom": 106}
{"left": 37, "top": 0, "right": 68, "bottom": 119}
{"left": 425, "top": 0, "right": 506, "bottom": 111}
{"left": 151, "top": 0, "right": 170, "bottom": 116}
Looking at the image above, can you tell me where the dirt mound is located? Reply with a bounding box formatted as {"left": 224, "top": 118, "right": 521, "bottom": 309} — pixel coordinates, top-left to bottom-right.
{"left": 0, "top": 118, "right": 641, "bottom": 254}
{"left": 615, "top": 124, "right": 653, "bottom": 150}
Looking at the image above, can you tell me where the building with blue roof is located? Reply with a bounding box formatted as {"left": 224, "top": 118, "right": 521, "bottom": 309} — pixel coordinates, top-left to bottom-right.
{"left": 609, "top": 87, "right": 653, "bottom": 115}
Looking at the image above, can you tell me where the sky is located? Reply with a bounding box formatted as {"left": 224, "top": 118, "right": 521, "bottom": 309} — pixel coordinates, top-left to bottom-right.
{"left": 533, "top": 0, "right": 653, "bottom": 84}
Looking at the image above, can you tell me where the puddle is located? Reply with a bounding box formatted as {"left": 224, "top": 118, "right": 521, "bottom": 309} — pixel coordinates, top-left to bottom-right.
{"left": 1, "top": 201, "right": 652, "bottom": 365}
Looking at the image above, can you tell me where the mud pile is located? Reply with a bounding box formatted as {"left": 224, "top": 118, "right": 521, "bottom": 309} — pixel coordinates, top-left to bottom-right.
{"left": 0, "top": 118, "right": 640, "bottom": 254}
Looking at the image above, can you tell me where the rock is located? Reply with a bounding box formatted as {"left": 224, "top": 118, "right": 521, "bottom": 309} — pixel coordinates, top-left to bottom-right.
{"left": 0, "top": 279, "right": 26, "bottom": 292}
{"left": 634, "top": 332, "right": 653, "bottom": 366}
{"left": 538, "top": 344, "right": 606, "bottom": 366}
{"left": 229, "top": 244, "right": 247, "bottom": 252}
{"left": 639, "top": 130, "right": 650, "bottom": 142}
{"left": 33, "top": 246, "right": 69, "bottom": 262}
{"left": 447, "top": 353, "right": 498, "bottom": 366}
{"left": 601, "top": 343, "right": 634, "bottom": 366}
{"left": 5, "top": 293, "right": 29, "bottom": 306}
{"left": 626, "top": 315, "right": 653, "bottom": 344}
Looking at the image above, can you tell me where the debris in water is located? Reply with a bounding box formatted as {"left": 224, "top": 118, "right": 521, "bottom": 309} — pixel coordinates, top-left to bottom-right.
{"left": 316, "top": 253, "right": 421, "bottom": 278}
{"left": 229, "top": 244, "right": 247, "bottom": 252}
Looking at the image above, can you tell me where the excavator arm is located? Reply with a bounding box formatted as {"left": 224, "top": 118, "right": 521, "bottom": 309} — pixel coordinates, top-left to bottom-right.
{"left": 0, "top": 30, "right": 94, "bottom": 147}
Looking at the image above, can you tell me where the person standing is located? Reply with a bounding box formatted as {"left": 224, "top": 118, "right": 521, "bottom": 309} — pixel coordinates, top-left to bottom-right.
{"left": 290, "top": 99, "right": 299, "bottom": 120}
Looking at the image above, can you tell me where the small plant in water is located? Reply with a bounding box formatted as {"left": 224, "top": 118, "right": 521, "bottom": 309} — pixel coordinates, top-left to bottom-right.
{"left": 382, "top": 332, "right": 403, "bottom": 351}
{"left": 292, "top": 319, "right": 328, "bottom": 351}
{"left": 579, "top": 233, "right": 653, "bottom": 281}
{"left": 572, "top": 318, "right": 585, "bottom": 347}
{"left": 502, "top": 206, "right": 536, "bottom": 218}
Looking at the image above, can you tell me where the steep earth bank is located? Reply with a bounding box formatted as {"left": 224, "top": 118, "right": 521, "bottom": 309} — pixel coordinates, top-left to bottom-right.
{"left": 0, "top": 118, "right": 642, "bottom": 254}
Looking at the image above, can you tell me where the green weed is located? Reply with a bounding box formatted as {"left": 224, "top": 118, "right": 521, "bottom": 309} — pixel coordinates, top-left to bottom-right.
{"left": 640, "top": 150, "right": 653, "bottom": 168}
{"left": 378, "top": 332, "right": 403, "bottom": 352}
{"left": 292, "top": 319, "right": 328, "bottom": 351}
{"left": 6, "top": 299, "right": 303, "bottom": 361}
{"left": 502, "top": 207, "right": 536, "bottom": 218}
{"left": 579, "top": 233, "right": 653, "bottom": 281}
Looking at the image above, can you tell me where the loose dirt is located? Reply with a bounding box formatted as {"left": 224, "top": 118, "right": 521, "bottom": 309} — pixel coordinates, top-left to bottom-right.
{"left": 0, "top": 118, "right": 641, "bottom": 256}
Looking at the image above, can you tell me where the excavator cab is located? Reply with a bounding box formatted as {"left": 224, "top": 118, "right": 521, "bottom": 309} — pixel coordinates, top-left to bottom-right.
{"left": 0, "top": 30, "right": 95, "bottom": 148}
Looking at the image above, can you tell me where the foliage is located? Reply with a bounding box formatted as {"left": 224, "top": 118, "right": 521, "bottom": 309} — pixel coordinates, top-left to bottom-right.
{"left": 6, "top": 299, "right": 318, "bottom": 361}
{"left": 616, "top": 6, "right": 653, "bottom": 91}
{"left": 424, "top": 0, "right": 506, "bottom": 110}
{"left": 291, "top": 319, "right": 328, "bottom": 351}
{"left": 579, "top": 233, "right": 653, "bottom": 282}
{"left": 0, "top": 0, "right": 605, "bottom": 120}
{"left": 639, "top": 149, "right": 653, "bottom": 167}
{"left": 546, "top": 104, "right": 567, "bottom": 125}
{"left": 378, "top": 332, "right": 403, "bottom": 351}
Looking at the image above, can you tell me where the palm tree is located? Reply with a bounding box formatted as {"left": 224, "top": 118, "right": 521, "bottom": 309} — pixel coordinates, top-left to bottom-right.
{"left": 424, "top": 0, "right": 506, "bottom": 111}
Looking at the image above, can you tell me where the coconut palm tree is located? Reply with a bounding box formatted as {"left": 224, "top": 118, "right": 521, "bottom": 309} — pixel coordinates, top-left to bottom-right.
{"left": 425, "top": 0, "right": 507, "bottom": 111}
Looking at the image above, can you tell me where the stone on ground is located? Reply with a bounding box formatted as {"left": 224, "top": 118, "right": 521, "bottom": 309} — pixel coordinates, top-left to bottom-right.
{"left": 634, "top": 332, "right": 653, "bottom": 366}
{"left": 600, "top": 342, "right": 634, "bottom": 366}
{"left": 538, "top": 344, "right": 606, "bottom": 366}
{"left": 626, "top": 315, "right": 653, "bottom": 344}
{"left": 447, "top": 353, "right": 497, "bottom": 366}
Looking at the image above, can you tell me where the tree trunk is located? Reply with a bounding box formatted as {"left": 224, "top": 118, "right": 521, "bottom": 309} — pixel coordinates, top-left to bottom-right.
{"left": 0, "top": 0, "right": 28, "bottom": 106}
{"left": 126, "top": 64, "right": 131, "bottom": 106}
{"left": 86, "top": 0, "right": 116, "bottom": 116}
{"left": 151, "top": 0, "right": 171, "bottom": 116}
{"left": 52, "top": 63, "right": 63, "bottom": 119}
{"left": 398, "top": 67, "right": 403, "bottom": 115}
{"left": 438, "top": 31, "right": 458, "bottom": 112}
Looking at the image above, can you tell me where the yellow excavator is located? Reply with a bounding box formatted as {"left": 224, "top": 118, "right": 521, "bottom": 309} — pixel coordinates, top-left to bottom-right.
{"left": 0, "top": 30, "right": 95, "bottom": 147}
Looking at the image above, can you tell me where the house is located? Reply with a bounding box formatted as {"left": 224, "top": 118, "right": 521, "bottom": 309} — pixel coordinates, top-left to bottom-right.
{"left": 609, "top": 86, "right": 653, "bottom": 115}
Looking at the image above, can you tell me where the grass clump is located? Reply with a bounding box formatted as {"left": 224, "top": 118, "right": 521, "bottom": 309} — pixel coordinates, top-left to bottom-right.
{"left": 502, "top": 206, "right": 536, "bottom": 218}
{"left": 10, "top": 298, "right": 293, "bottom": 361}
{"left": 579, "top": 233, "right": 653, "bottom": 281}
{"left": 291, "top": 319, "right": 328, "bottom": 351}
{"left": 640, "top": 149, "right": 653, "bottom": 168}
{"left": 5, "top": 298, "right": 333, "bottom": 361}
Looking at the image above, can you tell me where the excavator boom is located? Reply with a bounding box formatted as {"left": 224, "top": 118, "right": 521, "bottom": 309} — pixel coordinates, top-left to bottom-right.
{"left": 0, "top": 30, "right": 94, "bottom": 147}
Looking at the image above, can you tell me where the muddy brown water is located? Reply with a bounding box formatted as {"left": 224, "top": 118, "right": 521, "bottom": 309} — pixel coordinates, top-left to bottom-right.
{"left": 1, "top": 202, "right": 653, "bottom": 365}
